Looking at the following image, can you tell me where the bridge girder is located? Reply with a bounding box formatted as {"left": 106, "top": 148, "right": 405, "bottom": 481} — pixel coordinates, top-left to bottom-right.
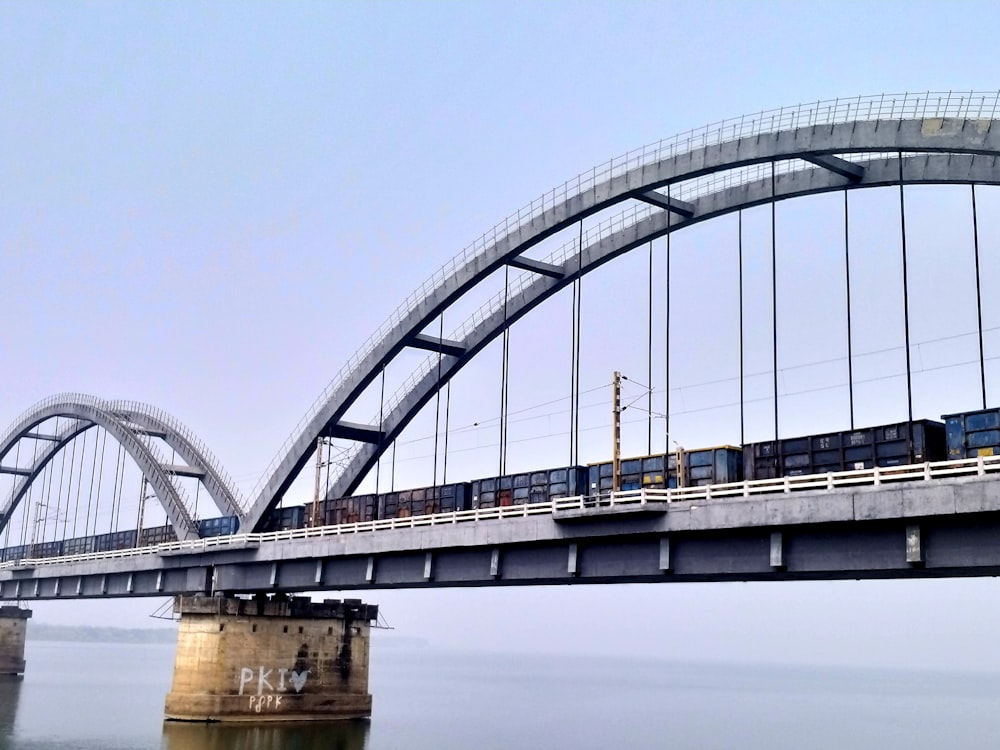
{"left": 242, "top": 108, "right": 1000, "bottom": 530}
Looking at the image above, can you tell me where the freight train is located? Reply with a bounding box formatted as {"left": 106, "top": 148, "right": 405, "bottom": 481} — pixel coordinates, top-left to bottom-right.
{"left": 4, "top": 405, "right": 1000, "bottom": 564}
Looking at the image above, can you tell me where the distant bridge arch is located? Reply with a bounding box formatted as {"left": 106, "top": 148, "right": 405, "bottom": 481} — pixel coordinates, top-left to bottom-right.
{"left": 0, "top": 394, "right": 244, "bottom": 541}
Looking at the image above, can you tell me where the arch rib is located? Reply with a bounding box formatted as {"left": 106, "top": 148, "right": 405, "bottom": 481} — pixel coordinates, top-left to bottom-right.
{"left": 106, "top": 403, "right": 245, "bottom": 522}
{"left": 0, "top": 396, "right": 199, "bottom": 541}
{"left": 244, "top": 104, "right": 1000, "bottom": 530}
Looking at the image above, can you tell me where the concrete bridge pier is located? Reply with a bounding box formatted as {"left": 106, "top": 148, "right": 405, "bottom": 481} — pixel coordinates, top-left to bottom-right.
{"left": 164, "top": 595, "right": 378, "bottom": 723}
{"left": 0, "top": 606, "right": 31, "bottom": 678}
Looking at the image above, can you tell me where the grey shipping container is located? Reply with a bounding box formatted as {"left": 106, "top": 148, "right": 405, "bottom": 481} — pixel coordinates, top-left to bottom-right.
{"left": 472, "top": 467, "right": 587, "bottom": 509}
{"left": 95, "top": 530, "right": 138, "bottom": 552}
{"left": 30, "top": 541, "right": 62, "bottom": 559}
{"left": 63, "top": 536, "right": 97, "bottom": 556}
{"left": 2, "top": 545, "right": 29, "bottom": 563}
{"left": 588, "top": 447, "right": 742, "bottom": 493}
{"left": 944, "top": 407, "right": 1000, "bottom": 459}
{"left": 140, "top": 524, "right": 178, "bottom": 546}
{"left": 259, "top": 507, "right": 302, "bottom": 533}
{"left": 744, "top": 420, "right": 946, "bottom": 481}
{"left": 199, "top": 515, "right": 241, "bottom": 536}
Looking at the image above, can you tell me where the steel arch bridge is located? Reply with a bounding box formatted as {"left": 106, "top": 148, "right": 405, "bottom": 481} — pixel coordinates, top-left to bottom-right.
{"left": 0, "top": 395, "right": 243, "bottom": 542}
{"left": 5, "top": 90, "right": 1000, "bottom": 542}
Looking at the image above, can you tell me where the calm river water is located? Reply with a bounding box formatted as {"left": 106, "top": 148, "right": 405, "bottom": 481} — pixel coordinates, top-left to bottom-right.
{"left": 1, "top": 639, "right": 999, "bottom": 749}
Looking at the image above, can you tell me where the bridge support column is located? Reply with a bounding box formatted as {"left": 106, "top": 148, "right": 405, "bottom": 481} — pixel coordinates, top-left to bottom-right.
{"left": 164, "top": 595, "right": 378, "bottom": 723}
{"left": 0, "top": 606, "right": 31, "bottom": 678}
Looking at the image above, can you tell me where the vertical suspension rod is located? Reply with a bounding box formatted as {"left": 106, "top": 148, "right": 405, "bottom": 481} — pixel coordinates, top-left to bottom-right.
{"left": 845, "top": 190, "right": 855, "bottom": 429}
{"left": 647, "top": 239, "right": 654, "bottom": 455}
{"left": 571, "top": 220, "right": 583, "bottom": 466}
{"left": 375, "top": 366, "right": 386, "bottom": 495}
{"left": 432, "top": 313, "right": 444, "bottom": 493}
{"left": 499, "top": 268, "right": 511, "bottom": 477}
{"left": 972, "top": 184, "right": 987, "bottom": 409}
{"left": 898, "top": 151, "right": 914, "bottom": 422}
{"left": 738, "top": 209, "right": 745, "bottom": 445}
{"left": 665, "top": 185, "right": 672, "bottom": 453}
{"left": 771, "top": 163, "right": 779, "bottom": 441}
{"left": 443, "top": 382, "right": 452, "bottom": 485}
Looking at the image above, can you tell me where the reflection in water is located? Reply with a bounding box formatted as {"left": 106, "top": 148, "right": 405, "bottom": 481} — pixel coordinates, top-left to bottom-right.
{"left": 161, "top": 719, "right": 369, "bottom": 750}
{"left": 0, "top": 676, "right": 22, "bottom": 741}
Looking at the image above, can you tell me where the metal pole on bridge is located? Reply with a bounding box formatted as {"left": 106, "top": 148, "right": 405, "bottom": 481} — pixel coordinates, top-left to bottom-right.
{"left": 612, "top": 371, "right": 622, "bottom": 493}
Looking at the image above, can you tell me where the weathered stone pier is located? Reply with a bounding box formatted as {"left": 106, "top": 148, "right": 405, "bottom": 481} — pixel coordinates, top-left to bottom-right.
{"left": 164, "top": 595, "right": 377, "bottom": 722}
{"left": 0, "top": 606, "right": 31, "bottom": 678}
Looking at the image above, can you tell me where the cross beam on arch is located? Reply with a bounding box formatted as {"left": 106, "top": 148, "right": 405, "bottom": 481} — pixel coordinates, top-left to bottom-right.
{"left": 223, "top": 91, "right": 1000, "bottom": 529}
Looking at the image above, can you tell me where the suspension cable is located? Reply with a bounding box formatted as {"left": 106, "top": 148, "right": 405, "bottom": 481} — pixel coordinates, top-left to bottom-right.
{"left": 111, "top": 441, "right": 125, "bottom": 533}
{"left": 665, "top": 184, "right": 672, "bottom": 452}
{"left": 647, "top": 238, "right": 654, "bottom": 455}
{"left": 771, "top": 162, "right": 779, "bottom": 440}
{"left": 375, "top": 365, "right": 386, "bottom": 495}
{"left": 972, "top": 183, "right": 987, "bottom": 409}
{"left": 738, "top": 208, "right": 745, "bottom": 445}
{"left": 71, "top": 428, "right": 87, "bottom": 538}
{"left": 86, "top": 426, "right": 107, "bottom": 538}
{"left": 61, "top": 431, "right": 79, "bottom": 540}
{"left": 898, "top": 150, "right": 914, "bottom": 422}
{"left": 499, "top": 267, "right": 511, "bottom": 476}
{"left": 443, "top": 380, "right": 452, "bottom": 485}
{"left": 845, "top": 189, "right": 856, "bottom": 429}
{"left": 433, "top": 313, "right": 444, "bottom": 493}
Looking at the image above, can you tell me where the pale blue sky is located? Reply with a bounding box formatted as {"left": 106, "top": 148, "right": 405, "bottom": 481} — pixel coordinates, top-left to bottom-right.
{"left": 5, "top": 1, "right": 1000, "bottom": 669}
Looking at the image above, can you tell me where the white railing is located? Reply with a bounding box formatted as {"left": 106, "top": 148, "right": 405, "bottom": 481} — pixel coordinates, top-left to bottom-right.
{"left": 251, "top": 89, "right": 999, "bottom": 503}
{"left": 5, "top": 453, "right": 1000, "bottom": 571}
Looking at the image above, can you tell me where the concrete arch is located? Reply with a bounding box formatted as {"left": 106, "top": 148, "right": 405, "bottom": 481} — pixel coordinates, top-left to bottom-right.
{"left": 0, "top": 395, "right": 199, "bottom": 541}
{"left": 246, "top": 97, "right": 1000, "bottom": 529}
{"left": 105, "top": 403, "right": 245, "bottom": 522}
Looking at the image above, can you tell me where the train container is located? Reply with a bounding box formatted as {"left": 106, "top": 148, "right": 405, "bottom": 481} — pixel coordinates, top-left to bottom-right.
{"left": 29, "top": 541, "right": 63, "bottom": 559}
{"left": 2, "top": 545, "right": 29, "bottom": 563}
{"left": 744, "top": 419, "right": 946, "bottom": 481}
{"left": 94, "top": 530, "right": 138, "bottom": 552}
{"left": 316, "top": 494, "right": 379, "bottom": 526}
{"left": 259, "top": 506, "right": 304, "bottom": 533}
{"left": 63, "top": 536, "right": 97, "bottom": 556}
{"left": 140, "top": 524, "right": 178, "bottom": 546}
{"left": 198, "top": 516, "right": 241, "bottom": 537}
{"left": 471, "top": 467, "right": 587, "bottom": 509}
{"left": 379, "top": 483, "right": 471, "bottom": 518}
{"left": 588, "top": 447, "right": 743, "bottom": 493}
{"left": 943, "top": 407, "right": 1000, "bottom": 459}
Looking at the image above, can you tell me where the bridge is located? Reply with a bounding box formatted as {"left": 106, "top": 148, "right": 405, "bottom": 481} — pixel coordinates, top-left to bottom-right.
{"left": 4, "top": 91, "right": 1000, "bottom": 721}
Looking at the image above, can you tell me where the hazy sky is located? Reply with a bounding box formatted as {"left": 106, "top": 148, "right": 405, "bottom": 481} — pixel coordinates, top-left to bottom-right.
{"left": 6, "top": 0, "right": 1000, "bottom": 671}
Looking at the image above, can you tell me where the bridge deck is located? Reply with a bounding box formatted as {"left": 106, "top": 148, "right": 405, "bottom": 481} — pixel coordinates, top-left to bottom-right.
{"left": 3, "top": 457, "right": 1000, "bottom": 599}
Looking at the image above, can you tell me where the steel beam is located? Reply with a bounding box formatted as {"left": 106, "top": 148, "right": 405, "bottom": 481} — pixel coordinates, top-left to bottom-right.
{"left": 325, "top": 421, "right": 384, "bottom": 444}
{"left": 634, "top": 190, "right": 696, "bottom": 216}
{"left": 409, "top": 334, "right": 466, "bottom": 357}
{"left": 800, "top": 154, "right": 865, "bottom": 181}
{"left": 506, "top": 255, "right": 565, "bottom": 278}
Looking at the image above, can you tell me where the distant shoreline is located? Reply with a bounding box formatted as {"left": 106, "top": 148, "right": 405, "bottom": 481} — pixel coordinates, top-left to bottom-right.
{"left": 27, "top": 623, "right": 177, "bottom": 644}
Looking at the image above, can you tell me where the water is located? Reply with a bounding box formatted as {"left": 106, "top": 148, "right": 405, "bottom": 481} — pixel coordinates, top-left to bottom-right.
{"left": 2, "top": 640, "right": 1000, "bottom": 749}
